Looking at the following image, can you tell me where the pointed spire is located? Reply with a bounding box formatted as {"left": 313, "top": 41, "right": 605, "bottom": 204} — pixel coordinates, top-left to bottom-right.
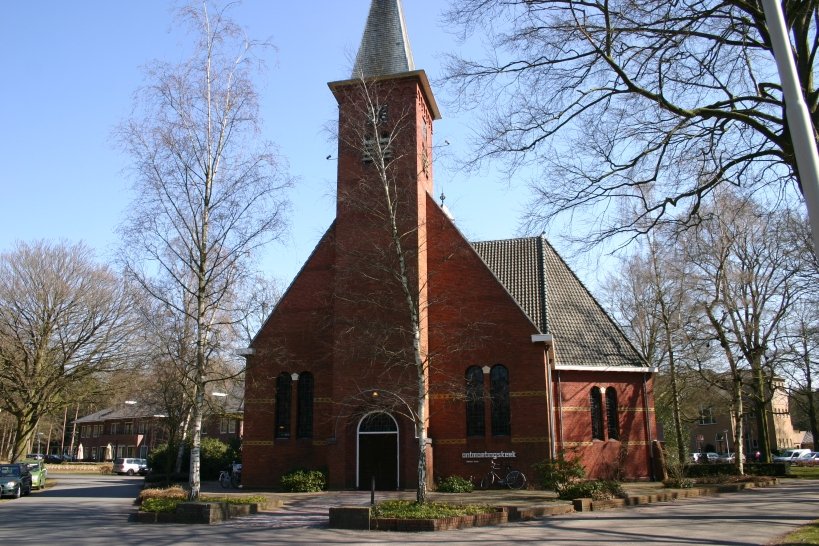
{"left": 352, "top": 0, "right": 415, "bottom": 78}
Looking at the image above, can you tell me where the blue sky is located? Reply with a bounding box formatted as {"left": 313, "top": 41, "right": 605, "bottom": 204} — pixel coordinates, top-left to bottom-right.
{"left": 0, "top": 1, "right": 607, "bottom": 292}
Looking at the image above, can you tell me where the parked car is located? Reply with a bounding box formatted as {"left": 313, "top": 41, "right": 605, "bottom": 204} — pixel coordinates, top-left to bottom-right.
{"left": 112, "top": 458, "right": 148, "bottom": 476}
{"left": 0, "top": 464, "right": 33, "bottom": 498}
{"left": 44, "top": 454, "right": 64, "bottom": 464}
{"left": 25, "top": 453, "right": 44, "bottom": 460}
{"left": 717, "top": 452, "right": 745, "bottom": 463}
{"left": 691, "top": 452, "right": 719, "bottom": 463}
{"left": 22, "top": 459, "right": 47, "bottom": 489}
{"left": 773, "top": 448, "right": 811, "bottom": 462}
{"left": 794, "top": 451, "right": 819, "bottom": 465}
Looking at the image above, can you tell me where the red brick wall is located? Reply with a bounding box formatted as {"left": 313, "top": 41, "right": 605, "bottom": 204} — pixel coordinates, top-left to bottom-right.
{"left": 553, "top": 369, "right": 656, "bottom": 480}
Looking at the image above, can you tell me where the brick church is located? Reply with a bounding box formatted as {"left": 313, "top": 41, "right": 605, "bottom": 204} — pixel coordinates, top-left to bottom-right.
{"left": 242, "top": 0, "right": 658, "bottom": 490}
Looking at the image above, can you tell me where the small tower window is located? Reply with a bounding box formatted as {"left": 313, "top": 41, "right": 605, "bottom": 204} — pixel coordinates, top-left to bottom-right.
{"left": 362, "top": 134, "right": 393, "bottom": 163}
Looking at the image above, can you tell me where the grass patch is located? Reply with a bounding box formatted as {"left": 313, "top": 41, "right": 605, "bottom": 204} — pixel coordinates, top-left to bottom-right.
{"left": 772, "top": 520, "right": 819, "bottom": 545}
{"left": 137, "top": 485, "right": 265, "bottom": 513}
{"left": 372, "top": 500, "right": 494, "bottom": 519}
{"left": 789, "top": 466, "right": 819, "bottom": 480}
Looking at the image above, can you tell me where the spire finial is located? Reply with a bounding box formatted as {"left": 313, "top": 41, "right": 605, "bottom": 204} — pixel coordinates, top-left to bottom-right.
{"left": 352, "top": 0, "right": 415, "bottom": 78}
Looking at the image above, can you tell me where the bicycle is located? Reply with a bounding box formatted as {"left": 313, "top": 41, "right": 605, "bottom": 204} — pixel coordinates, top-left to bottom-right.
{"left": 479, "top": 458, "right": 526, "bottom": 489}
{"left": 219, "top": 462, "right": 242, "bottom": 488}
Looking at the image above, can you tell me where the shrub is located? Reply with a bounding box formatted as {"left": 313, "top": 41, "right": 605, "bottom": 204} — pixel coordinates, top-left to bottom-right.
{"left": 280, "top": 469, "right": 327, "bottom": 492}
{"left": 663, "top": 477, "right": 695, "bottom": 489}
{"left": 98, "top": 463, "right": 113, "bottom": 475}
{"left": 200, "top": 437, "right": 236, "bottom": 480}
{"left": 532, "top": 455, "right": 585, "bottom": 495}
{"left": 436, "top": 475, "right": 474, "bottom": 493}
{"left": 558, "top": 479, "right": 626, "bottom": 501}
{"left": 136, "top": 485, "right": 187, "bottom": 506}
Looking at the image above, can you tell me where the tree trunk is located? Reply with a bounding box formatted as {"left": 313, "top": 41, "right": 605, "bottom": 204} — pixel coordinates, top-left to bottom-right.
{"left": 751, "top": 360, "right": 771, "bottom": 462}
{"left": 731, "top": 377, "right": 745, "bottom": 475}
{"left": 10, "top": 411, "right": 37, "bottom": 462}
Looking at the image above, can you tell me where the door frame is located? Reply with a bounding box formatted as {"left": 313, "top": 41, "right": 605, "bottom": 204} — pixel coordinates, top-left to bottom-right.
{"left": 356, "top": 411, "right": 399, "bottom": 489}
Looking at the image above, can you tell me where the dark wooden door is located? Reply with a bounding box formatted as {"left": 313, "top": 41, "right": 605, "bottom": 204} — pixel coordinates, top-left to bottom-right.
{"left": 358, "top": 433, "right": 398, "bottom": 490}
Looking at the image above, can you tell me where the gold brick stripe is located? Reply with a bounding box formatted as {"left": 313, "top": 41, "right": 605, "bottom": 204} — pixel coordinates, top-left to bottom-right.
{"left": 558, "top": 440, "right": 651, "bottom": 447}
{"left": 433, "top": 438, "right": 467, "bottom": 445}
{"left": 510, "top": 391, "right": 548, "bottom": 398}
{"left": 511, "top": 437, "right": 550, "bottom": 444}
{"left": 315, "top": 397, "right": 333, "bottom": 403}
{"left": 430, "top": 393, "right": 457, "bottom": 400}
{"left": 245, "top": 399, "right": 275, "bottom": 404}
{"left": 561, "top": 406, "right": 654, "bottom": 412}
{"left": 243, "top": 440, "right": 275, "bottom": 446}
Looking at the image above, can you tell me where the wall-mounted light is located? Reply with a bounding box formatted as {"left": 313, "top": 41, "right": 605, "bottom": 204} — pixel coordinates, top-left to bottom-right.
{"left": 291, "top": 372, "right": 300, "bottom": 381}
{"left": 482, "top": 365, "right": 491, "bottom": 374}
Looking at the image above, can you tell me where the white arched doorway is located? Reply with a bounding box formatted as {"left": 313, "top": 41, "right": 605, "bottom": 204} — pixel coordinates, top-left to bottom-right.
{"left": 357, "top": 412, "right": 399, "bottom": 490}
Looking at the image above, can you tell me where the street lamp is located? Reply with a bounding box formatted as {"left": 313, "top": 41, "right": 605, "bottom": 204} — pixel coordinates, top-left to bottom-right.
{"left": 724, "top": 429, "right": 731, "bottom": 456}
{"left": 36, "top": 432, "right": 44, "bottom": 455}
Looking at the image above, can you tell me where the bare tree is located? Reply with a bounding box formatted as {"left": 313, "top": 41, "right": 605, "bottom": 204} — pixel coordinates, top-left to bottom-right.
{"left": 0, "top": 241, "right": 137, "bottom": 461}
{"left": 443, "top": 1, "right": 814, "bottom": 243}
{"left": 117, "top": 1, "right": 289, "bottom": 500}
{"left": 683, "top": 191, "right": 805, "bottom": 464}
{"left": 606, "top": 235, "right": 694, "bottom": 463}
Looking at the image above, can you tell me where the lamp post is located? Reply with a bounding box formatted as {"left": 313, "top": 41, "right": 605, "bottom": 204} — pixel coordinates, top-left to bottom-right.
{"left": 724, "top": 429, "right": 731, "bottom": 456}
{"left": 36, "top": 432, "right": 43, "bottom": 455}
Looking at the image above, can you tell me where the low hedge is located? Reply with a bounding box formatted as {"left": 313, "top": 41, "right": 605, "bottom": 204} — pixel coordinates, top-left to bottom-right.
{"left": 684, "top": 462, "right": 788, "bottom": 478}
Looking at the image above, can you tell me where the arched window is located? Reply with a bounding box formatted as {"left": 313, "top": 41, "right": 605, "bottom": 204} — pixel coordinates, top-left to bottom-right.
{"left": 590, "top": 387, "right": 604, "bottom": 440}
{"left": 606, "top": 387, "right": 619, "bottom": 440}
{"left": 275, "top": 373, "right": 292, "bottom": 439}
{"left": 490, "top": 365, "right": 510, "bottom": 436}
{"left": 297, "top": 372, "right": 314, "bottom": 439}
{"left": 465, "top": 366, "right": 485, "bottom": 437}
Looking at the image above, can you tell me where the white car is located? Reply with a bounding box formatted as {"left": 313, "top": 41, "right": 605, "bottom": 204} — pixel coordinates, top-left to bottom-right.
{"left": 773, "top": 449, "right": 811, "bottom": 462}
{"left": 112, "top": 458, "right": 147, "bottom": 476}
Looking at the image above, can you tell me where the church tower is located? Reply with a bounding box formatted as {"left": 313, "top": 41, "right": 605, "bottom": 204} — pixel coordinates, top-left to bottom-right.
{"left": 326, "top": 0, "right": 441, "bottom": 489}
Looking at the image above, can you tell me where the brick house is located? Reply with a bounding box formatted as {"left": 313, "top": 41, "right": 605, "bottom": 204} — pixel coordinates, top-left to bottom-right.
{"left": 691, "top": 375, "right": 807, "bottom": 456}
{"left": 74, "top": 394, "right": 243, "bottom": 461}
{"left": 242, "top": 0, "right": 657, "bottom": 490}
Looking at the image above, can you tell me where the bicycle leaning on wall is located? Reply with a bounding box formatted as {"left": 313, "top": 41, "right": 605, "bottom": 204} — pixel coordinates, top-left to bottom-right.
{"left": 479, "top": 458, "right": 527, "bottom": 489}
{"left": 219, "top": 461, "right": 242, "bottom": 488}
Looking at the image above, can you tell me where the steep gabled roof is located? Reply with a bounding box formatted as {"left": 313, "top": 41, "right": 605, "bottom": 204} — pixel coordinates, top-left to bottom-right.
{"left": 473, "top": 236, "right": 645, "bottom": 368}
{"left": 352, "top": 0, "right": 415, "bottom": 78}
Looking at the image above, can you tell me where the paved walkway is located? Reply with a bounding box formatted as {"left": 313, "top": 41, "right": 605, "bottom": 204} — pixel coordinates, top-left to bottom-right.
{"left": 201, "top": 480, "right": 713, "bottom": 530}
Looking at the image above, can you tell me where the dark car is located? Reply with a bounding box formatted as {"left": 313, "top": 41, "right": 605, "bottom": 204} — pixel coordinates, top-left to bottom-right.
{"left": 0, "top": 463, "right": 33, "bottom": 498}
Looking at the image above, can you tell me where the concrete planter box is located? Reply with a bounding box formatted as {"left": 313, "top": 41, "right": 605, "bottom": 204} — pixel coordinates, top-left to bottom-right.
{"left": 330, "top": 506, "right": 508, "bottom": 532}
{"left": 135, "top": 501, "right": 260, "bottom": 524}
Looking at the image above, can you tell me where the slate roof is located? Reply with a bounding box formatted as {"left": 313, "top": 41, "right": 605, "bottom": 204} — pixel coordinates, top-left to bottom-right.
{"left": 352, "top": 0, "right": 415, "bottom": 78}
{"left": 74, "top": 403, "right": 164, "bottom": 423}
{"left": 472, "top": 237, "right": 645, "bottom": 369}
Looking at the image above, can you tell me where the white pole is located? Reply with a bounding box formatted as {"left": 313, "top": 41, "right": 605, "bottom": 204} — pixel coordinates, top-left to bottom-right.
{"left": 761, "top": 0, "right": 819, "bottom": 251}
